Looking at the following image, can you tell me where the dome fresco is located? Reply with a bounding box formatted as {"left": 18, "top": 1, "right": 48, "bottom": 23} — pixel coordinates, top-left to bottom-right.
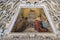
{"left": 0, "top": 0, "right": 60, "bottom": 38}
{"left": 11, "top": 8, "right": 53, "bottom": 32}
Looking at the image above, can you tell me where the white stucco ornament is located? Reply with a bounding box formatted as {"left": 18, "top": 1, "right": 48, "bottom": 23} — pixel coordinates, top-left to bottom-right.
{"left": 30, "top": 4, "right": 34, "bottom": 8}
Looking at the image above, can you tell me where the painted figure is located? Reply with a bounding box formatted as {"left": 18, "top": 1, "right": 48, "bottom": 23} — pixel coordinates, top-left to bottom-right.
{"left": 34, "top": 17, "right": 48, "bottom": 32}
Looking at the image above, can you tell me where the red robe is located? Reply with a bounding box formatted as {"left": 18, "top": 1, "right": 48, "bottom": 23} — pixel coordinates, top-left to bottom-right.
{"left": 34, "top": 20, "right": 48, "bottom": 32}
